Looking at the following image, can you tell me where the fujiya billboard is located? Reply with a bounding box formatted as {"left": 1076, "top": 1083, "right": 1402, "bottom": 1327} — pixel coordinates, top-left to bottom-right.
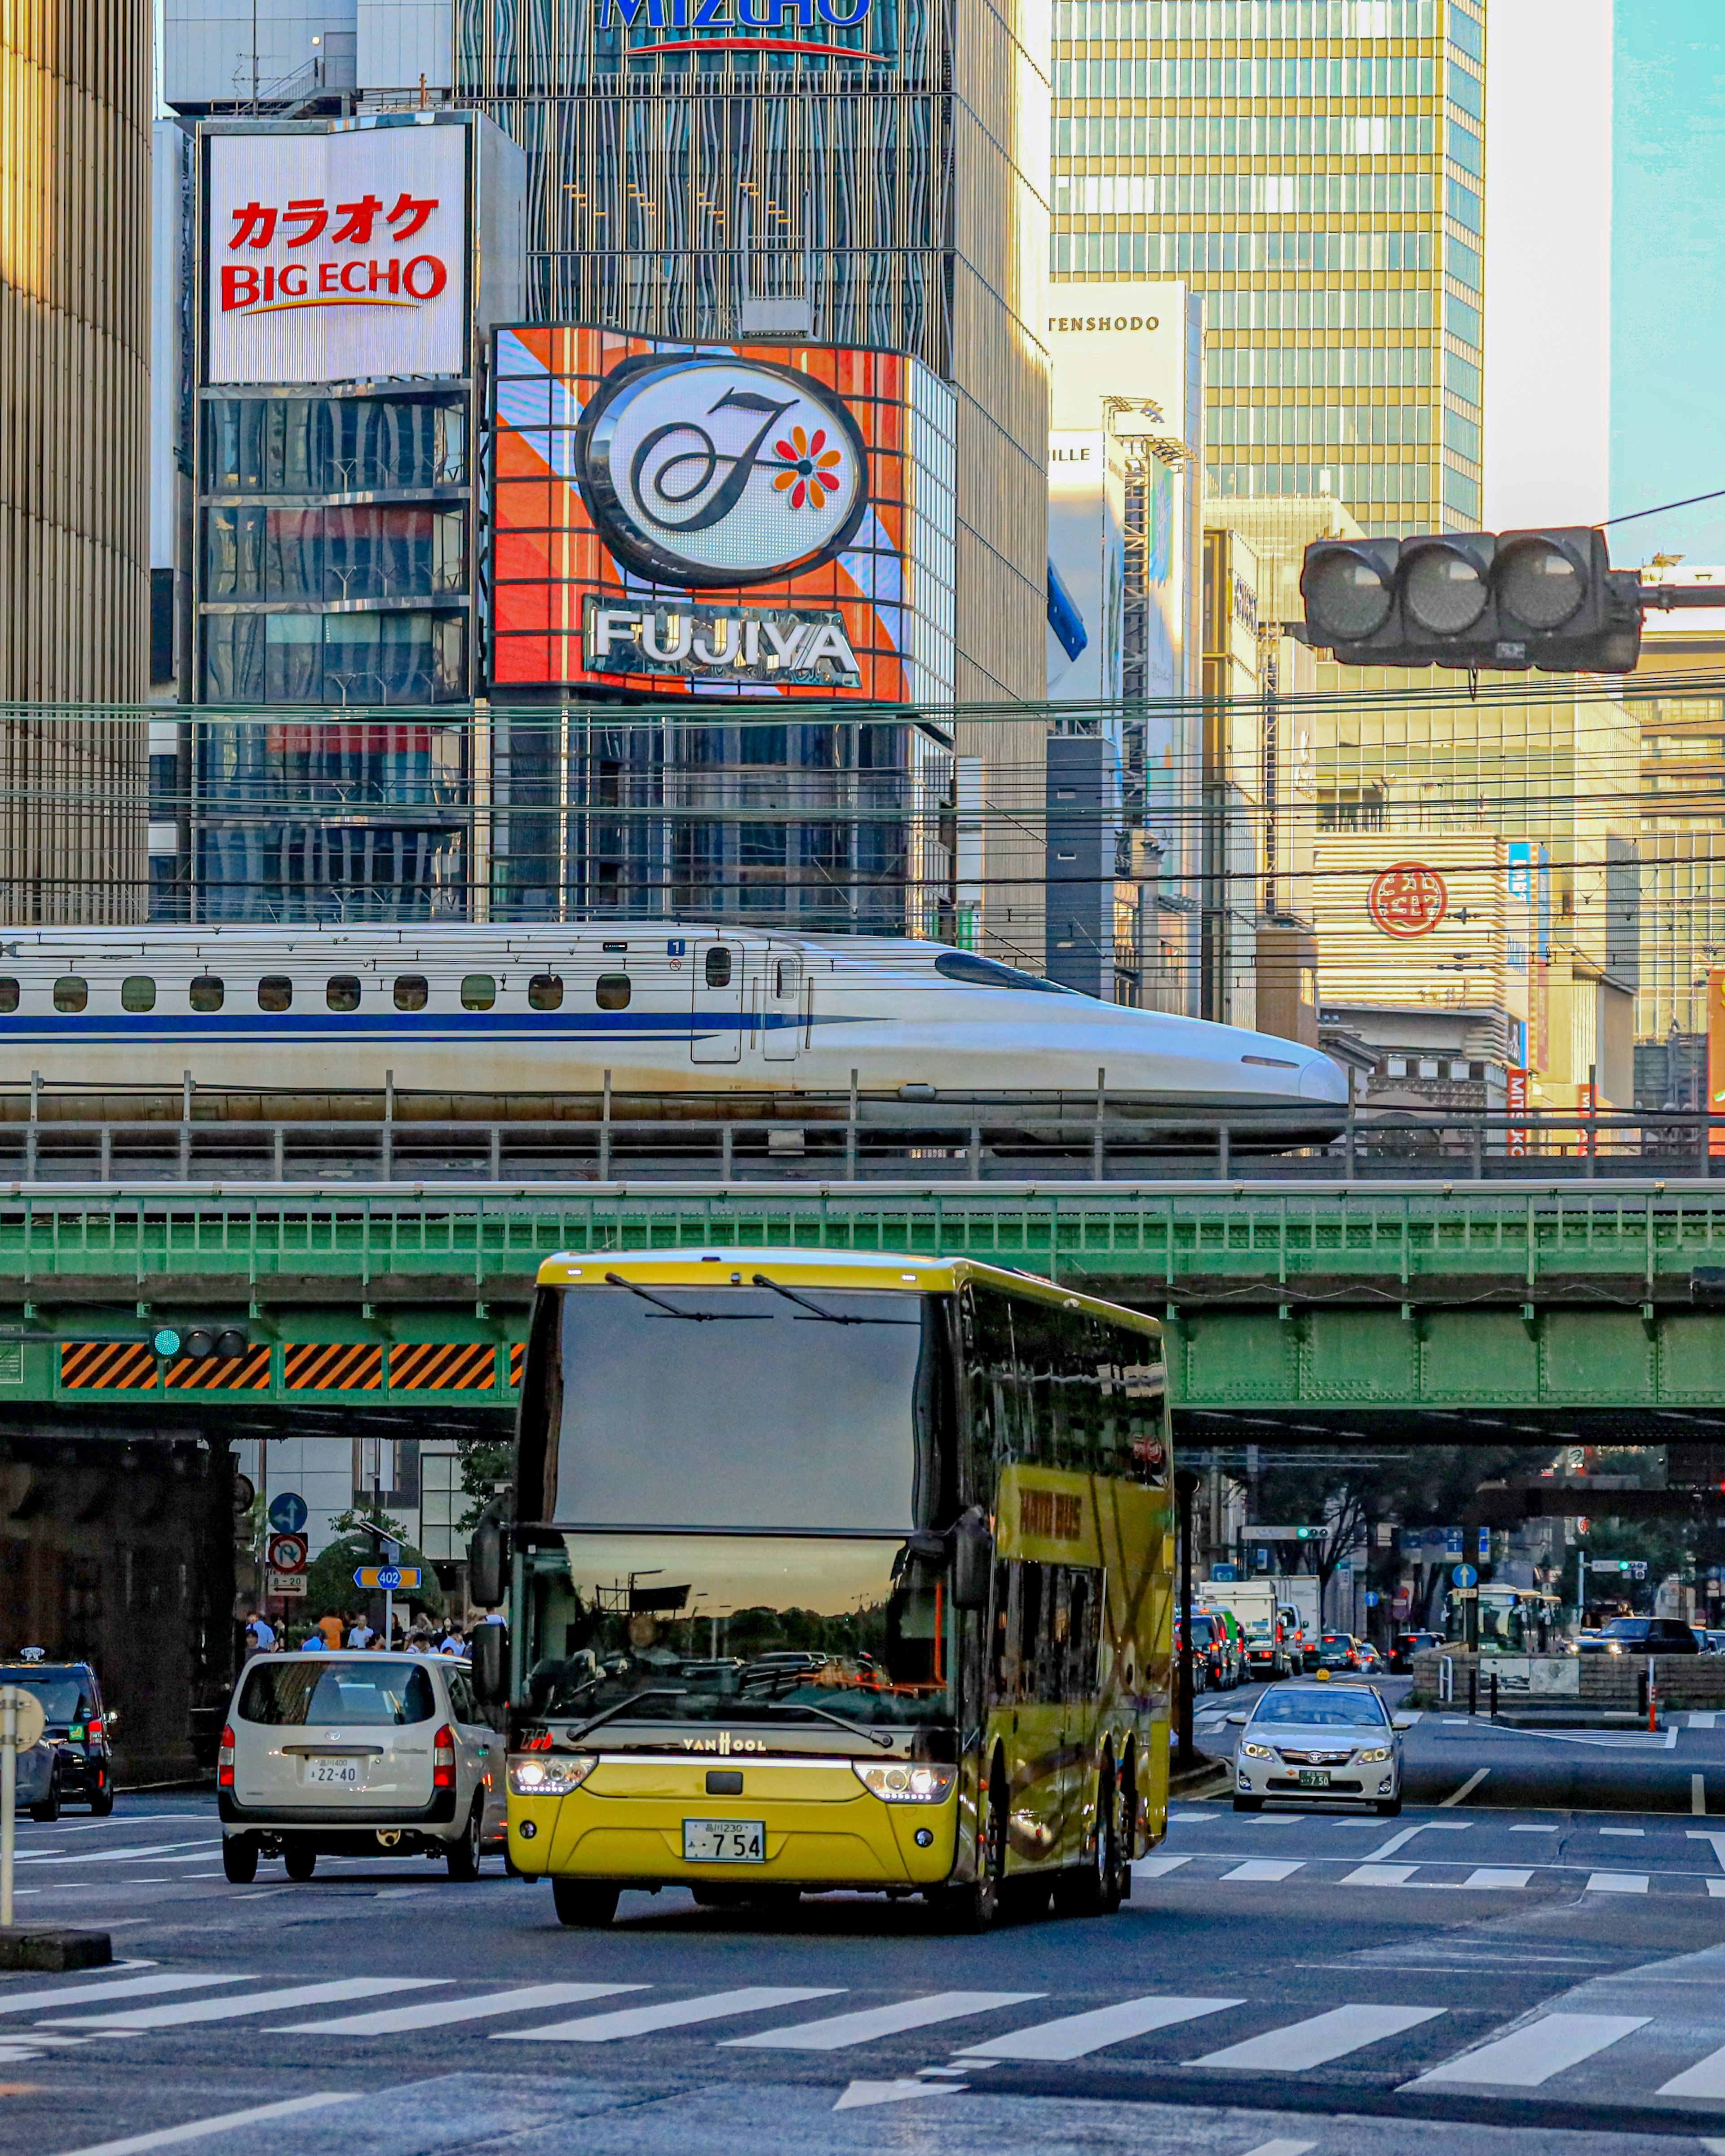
{"left": 491, "top": 327, "right": 954, "bottom": 700}
{"left": 205, "top": 126, "right": 468, "bottom": 385}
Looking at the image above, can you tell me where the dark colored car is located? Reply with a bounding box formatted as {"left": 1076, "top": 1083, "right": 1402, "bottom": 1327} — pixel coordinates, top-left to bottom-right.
{"left": 1312, "top": 1633, "right": 1362, "bottom": 1673}
{"left": 0, "top": 1660, "right": 114, "bottom": 1814}
{"left": 1390, "top": 1630, "right": 1443, "bottom": 1673}
{"left": 1190, "top": 1613, "right": 1239, "bottom": 1691}
{"left": 1596, "top": 1617, "right": 1700, "bottom": 1656}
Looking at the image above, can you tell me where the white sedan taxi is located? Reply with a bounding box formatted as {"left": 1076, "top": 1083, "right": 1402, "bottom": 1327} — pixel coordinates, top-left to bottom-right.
{"left": 1228, "top": 1678, "right": 1408, "bottom": 1816}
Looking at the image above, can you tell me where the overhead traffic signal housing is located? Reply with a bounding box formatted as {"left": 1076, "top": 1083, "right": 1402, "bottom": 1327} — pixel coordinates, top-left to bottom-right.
{"left": 1301, "top": 526, "right": 1645, "bottom": 674}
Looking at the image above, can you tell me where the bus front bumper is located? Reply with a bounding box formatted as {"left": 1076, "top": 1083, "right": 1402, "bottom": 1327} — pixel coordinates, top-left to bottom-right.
{"left": 507, "top": 1756, "right": 961, "bottom": 1890}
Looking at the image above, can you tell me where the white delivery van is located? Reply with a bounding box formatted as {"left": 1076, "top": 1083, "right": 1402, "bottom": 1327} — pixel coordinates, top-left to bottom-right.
{"left": 1204, "top": 1579, "right": 1293, "bottom": 1679}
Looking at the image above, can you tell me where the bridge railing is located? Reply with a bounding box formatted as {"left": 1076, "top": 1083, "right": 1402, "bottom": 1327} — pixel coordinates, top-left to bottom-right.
{"left": 0, "top": 1093, "right": 1717, "bottom": 1184}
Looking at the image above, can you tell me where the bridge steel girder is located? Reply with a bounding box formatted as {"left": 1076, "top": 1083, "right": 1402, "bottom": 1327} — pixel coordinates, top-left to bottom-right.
{"left": 0, "top": 1179, "right": 1722, "bottom": 1433}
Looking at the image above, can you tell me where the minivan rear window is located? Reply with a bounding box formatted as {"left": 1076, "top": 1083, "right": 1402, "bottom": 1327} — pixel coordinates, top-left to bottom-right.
{"left": 236, "top": 1660, "right": 435, "bottom": 1727}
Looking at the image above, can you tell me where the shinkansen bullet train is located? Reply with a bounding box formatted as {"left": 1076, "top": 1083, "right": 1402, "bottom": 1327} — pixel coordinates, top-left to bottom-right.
{"left": 0, "top": 924, "right": 1347, "bottom": 1130}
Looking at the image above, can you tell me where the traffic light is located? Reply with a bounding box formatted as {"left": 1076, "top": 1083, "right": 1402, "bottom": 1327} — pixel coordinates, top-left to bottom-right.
{"left": 152, "top": 1322, "right": 249, "bottom": 1361}
{"left": 1301, "top": 527, "right": 1645, "bottom": 674}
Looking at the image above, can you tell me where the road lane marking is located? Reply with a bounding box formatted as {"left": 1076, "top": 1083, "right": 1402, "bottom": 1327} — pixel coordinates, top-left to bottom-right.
{"left": 726, "top": 1992, "right": 1043, "bottom": 2051}
{"left": 0, "top": 1975, "right": 248, "bottom": 2018}
{"left": 1459, "top": 1869, "right": 1534, "bottom": 1889}
{"left": 831, "top": 2081, "right": 962, "bottom": 2109}
{"left": 1193, "top": 2003, "right": 1445, "bottom": 2071}
{"left": 1708, "top": 1880, "right": 1725, "bottom": 1898}
{"left": 1693, "top": 1712, "right": 1718, "bottom": 1728}
{"left": 1698, "top": 1774, "right": 1710, "bottom": 1815}
{"left": 1362, "top": 1822, "right": 1471, "bottom": 1861}
{"left": 955, "top": 1996, "right": 1244, "bottom": 2062}
{"left": 1132, "top": 1857, "right": 1192, "bottom": 1879}
{"left": 49, "top": 2093, "right": 361, "bottom": 2155}
{"left": 15, "top": 1844, "right": 214, "bottom": 1867}
{"left": 41, "top": 1978, "right": 444, "bottom": 2029}
{"left": 281, "top": 1983, "right": 647, "bottom": 2035}
{"left": 1509, "top": 1824, "right": 1560, "bottom": 1831}
{"left": 1409, "top": 2012, "right": 1650, "bottom": 2088}
{"left": 1237, "top": 2143, "right": 1317, "bottom": 2156}
{"left": 1220, "top": 1860, "right": 1303, "bottom": 1882}
{"left": 1340, "top": 1864, "right": 1418, "bottom": 1886}
{"left": 1659, "top": 2040, "right": 1725, "bottom": 2097}
{"left": 1441, "top": 1769, "right": 1491, "bottom": 1807}
{"left": 1583, "top": 1873, "right": 1649, "bottom": 1893}
{"left": 498, "top": 1987, "right": 843, "bottom": 2043}
{"left": 1600, "top": 1828, "right": 1645, "bottom": 1836}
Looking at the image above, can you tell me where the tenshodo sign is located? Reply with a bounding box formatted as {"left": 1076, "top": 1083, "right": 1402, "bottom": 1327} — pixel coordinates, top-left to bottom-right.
{"left": 1367, "top": 861, "right": 1449, "bottom": 938}
{"left": 206, "top": 127, "right": 468, "bottom": 384}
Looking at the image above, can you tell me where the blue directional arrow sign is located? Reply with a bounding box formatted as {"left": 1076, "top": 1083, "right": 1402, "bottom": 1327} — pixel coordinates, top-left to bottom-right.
{"left": 354, "top": 1565, "right": 420, "bottom": 1591}
{"left": 268, "top": 1492, "right": 308, "bottom": 1534}
{"left": 1451, "top": 1562, "right": 1478, "bottom": 1588}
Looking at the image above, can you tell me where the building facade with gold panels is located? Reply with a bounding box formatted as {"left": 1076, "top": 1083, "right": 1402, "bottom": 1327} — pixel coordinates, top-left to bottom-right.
{"left": 1050, "top": 0, "right": 1485, "bottom": 538}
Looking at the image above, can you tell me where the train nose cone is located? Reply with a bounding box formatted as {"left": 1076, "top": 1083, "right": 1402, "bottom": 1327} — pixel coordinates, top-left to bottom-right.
{"left": 1300, "top": 1054, "right": 1349, "bottom": 1105}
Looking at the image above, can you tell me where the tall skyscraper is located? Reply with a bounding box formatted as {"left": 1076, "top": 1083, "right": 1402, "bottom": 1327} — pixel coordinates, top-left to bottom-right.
{"left": 1049, "top": 0, "right": 1486, "bottom": 539}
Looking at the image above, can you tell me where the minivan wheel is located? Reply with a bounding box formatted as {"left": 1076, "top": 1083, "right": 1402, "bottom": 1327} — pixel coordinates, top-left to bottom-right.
{"left": 552, "top": 1878, "right": 619, "bottom": 1927}
{"left": 89, "top": 1781, "right": 114, "bottom": 1817}
{"left": 222, "top": 1835, "right": 259, "bottom": 1884}
{"left": 284, "top": 1844, "right": 316, "bottom": 1881}
{"left": 446, "top": 1801, "right": 483, "bottom": 1882}
{"left": 29, "top": 1781, "right": 59, "bottom": 1825}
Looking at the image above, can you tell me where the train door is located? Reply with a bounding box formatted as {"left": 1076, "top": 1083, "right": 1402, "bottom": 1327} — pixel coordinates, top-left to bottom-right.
{"left": 691, "top": 941, "right": 743, "bottom": 1064}
{"left": 763, "top": 950, "right": 803, "bottom": 1061}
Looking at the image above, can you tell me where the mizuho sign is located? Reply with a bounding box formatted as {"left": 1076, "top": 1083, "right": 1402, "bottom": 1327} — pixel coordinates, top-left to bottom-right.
{"left": 573, "top": 353, "right": 869, "bottom": 588}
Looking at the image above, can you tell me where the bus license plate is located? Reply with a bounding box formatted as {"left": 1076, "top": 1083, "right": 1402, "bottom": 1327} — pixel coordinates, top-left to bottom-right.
{"left": 1296, "top": 1770, "right": 1331, "bottom": 1789}
{"left": 683, "top": 1818, "right": 765, "bottom": 1864}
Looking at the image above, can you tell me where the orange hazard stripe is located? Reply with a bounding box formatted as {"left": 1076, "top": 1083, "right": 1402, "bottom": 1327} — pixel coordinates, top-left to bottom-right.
{"left": 509, "top": 1342, "right": 524, "bottom": 1388}
{"left": 164, "top": 1345, "right": 274, "bottom": 1392}
{"left": 60, "top": 1342, "right": 158, "bottom": 1391}
{"left": 389, "top": 1343, "right": 497, "bottom": 1391}
{"left": 283, "top": 1343, "right": 384, "bottom": 1392}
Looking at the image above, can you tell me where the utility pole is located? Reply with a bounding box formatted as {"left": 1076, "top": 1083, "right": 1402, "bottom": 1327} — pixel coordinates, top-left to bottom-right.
{"left": 1174, "top": 1469, "right": 1200, "bottom": 1773}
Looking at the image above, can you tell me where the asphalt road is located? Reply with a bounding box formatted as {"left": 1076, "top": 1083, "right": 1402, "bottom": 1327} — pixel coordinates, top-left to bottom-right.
{"left": 11, "top": 1700, "right": 1725, "bottom": 2156}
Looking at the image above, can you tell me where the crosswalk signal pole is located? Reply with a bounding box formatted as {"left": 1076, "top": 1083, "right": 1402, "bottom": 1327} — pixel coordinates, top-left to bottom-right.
{"left": 1175, "top": 1469, "right": 1199, "bottom": 1773}
{"left": 1, "top": 1691, "right": 13, "bottom": 1928}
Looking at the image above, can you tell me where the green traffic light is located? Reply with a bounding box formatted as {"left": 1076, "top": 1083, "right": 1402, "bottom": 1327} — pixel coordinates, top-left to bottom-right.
{"left": 152, "top": 1327, "right": 181, "bottom": 1357}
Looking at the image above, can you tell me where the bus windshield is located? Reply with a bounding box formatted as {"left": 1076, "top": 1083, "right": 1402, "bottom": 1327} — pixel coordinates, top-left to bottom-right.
{"left": 528, "top": 1286, "right": 938, "bottom": 1532}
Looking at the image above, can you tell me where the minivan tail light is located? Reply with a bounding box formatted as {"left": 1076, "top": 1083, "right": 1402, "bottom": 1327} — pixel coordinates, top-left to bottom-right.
{"left": 218, "top": 1723, "right": 235, "bottom": 1789}
{"left": 433, "top": 1724, "right": 456, "bottom": 1789}
{"left": 85, "top": 1716, "right": 103, "bottom": 1747}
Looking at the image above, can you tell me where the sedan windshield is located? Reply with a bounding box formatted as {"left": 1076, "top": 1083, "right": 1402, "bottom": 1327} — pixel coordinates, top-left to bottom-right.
{"left": 1252, "top": 1689, "right": 1388, "bottom": 1728}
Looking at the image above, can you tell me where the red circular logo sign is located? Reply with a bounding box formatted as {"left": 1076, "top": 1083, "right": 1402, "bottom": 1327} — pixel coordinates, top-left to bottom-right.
{"left": 1367, "top": 862, "right": 1449, "bottom": 938}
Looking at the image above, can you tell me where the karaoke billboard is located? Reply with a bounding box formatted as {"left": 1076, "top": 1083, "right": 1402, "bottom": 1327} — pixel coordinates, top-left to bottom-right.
{"left": 489, "top": 326, "right": 956, "bottom": 701}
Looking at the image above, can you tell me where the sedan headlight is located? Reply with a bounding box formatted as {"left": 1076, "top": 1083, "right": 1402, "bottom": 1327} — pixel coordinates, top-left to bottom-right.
{"left": 852, "top": 1762, "right": 957, "bottom": 1803}
{"left": 509, "top": 1754, "right": 598, "bottom": 1797}
{"left": 1357, "top": 1746, "right": 1392, "bottom": 1763}
{"left": 1239, "top": 1741, "right": 1273, "bottom": 1759}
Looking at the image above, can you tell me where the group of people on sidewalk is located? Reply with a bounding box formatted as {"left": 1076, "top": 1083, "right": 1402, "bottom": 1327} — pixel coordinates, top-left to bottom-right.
{"left": 241, "top": 1608, "right": 488, "bottom": 1659}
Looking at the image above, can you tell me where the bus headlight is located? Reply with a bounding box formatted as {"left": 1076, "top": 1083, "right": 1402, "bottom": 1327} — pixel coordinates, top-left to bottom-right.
{"left": 852, "top": 1762, "right": 957, "bottom": 1803}
{"left": 509, "top": 1754, "right": 598, "bottom": 1797}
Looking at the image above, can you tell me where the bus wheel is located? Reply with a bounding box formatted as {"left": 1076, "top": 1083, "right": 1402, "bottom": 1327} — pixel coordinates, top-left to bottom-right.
{"left": 552, "top": 1879, "right": 619, "bottom": 1928}
{"left": 1053, "top": 1759, "right": 1122, "bottom": 1918}
{"left": 927, "top": 1758, "right": 1006, "bottom": 1932}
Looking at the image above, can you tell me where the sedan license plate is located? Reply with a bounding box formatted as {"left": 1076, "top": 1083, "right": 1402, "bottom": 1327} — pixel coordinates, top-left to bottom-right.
{"left": 683, "top": 1818, "right": 765, "bottom": 1864}
{"left": 305, "top": 1758, "right": 362, "bottom": 1786}
{"left": 1296, "top": 1769, "right": 1331, "bottom": 1789}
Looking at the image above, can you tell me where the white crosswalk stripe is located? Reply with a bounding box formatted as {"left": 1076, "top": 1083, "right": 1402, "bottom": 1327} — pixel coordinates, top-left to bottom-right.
{"left": 1192, "top": 2003, "right": 1445, "bottom": 2071}
{"left": 1220, "top": 1860, "right": 1302, "bottom": 1883}
{"left": 0, "top": 1973, "right": 251, "bottom": 2018}
{"left": 278, "top": 1984, "right": 645, "bottom": 2036}
{"left": 725, "top": 1992, "right": 1043, "bottom": 2051}
{"left": 1459, "top": 1869, "right": 1534, "bottom": 1889}
{"left": 40, "top": 1978, "right": 444, "bottom": 2031}
{"left": 1131, "top": 1856, "right": 1191, "bottom": 1879}
{"left": 1584, "top": 1872, "right": 1649, "bottom": 1893}
{"left": 496, "top": 1988, "right": 844, "bottom": 2044}
{"left": 955, "top": 1995, "right": 1244, "bottom": 2062}
{"left": 1658, "top": 2039, "right": 1725, "bottom": 2097}
{"left": 1340, "top": 1863, "right": 1416, "bottom": 1886}
{"left": 1408, "top": 2012, "right": 1651, "bottom": 2088}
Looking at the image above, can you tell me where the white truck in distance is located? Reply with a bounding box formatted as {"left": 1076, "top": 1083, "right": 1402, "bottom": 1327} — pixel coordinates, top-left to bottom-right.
{"left": 1204, "top": 1578, "right": 1298, "bottom": 1679}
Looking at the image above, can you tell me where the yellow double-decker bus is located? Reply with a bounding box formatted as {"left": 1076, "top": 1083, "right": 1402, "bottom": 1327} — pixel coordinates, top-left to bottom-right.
{"left": 483, "top": 1247, "right": 1174, "bottom": 1929}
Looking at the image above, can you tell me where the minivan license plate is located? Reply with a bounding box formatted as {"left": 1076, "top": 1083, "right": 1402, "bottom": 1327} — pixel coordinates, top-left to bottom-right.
{"left": 305, "top": 1759, "right": 362, "bottom": 1786}
{"left": 1296, "top": 1769, "right": 1331, "bottom": 1789}
{"left": 683, "top": 1818, "right": 765, "bottom": 1864}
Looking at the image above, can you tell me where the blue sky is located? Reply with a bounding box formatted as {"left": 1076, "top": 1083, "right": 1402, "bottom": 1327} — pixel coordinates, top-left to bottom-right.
{"left": 1611, "top": 2, "right": 1725, "bottom": 561}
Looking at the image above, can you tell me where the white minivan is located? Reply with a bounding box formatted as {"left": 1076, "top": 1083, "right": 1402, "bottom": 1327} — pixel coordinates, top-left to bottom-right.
{"left": 218, "top": 1652, "right": 505, "bottom": 1882}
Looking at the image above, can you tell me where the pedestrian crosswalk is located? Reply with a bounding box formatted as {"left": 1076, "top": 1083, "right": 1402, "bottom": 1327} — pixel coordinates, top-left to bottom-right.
{"left": 1127, "top": 1854, "right": 1716, "bottom": 1896}
{"left": 15, "top": 1962, "right": 1725, "bottom": 2115}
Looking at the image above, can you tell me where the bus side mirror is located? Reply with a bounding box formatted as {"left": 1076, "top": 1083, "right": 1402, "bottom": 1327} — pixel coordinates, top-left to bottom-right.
{"left": 472, "top": 1622, "right": 508, "bottom": 1707}
{"left": 468, "top": 1506, "right": 508, "bottom": 1609}
{"left": 952, "top": 1508, "right": 992, "bottom": 1611}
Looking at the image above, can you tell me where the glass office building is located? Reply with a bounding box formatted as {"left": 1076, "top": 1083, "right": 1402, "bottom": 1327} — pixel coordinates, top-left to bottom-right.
{"left": 1049, "top": 0, "right": 1486, "bottom": 536}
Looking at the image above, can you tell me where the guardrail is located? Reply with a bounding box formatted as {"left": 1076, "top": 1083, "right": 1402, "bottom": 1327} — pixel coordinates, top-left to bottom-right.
{"left": 0, "top": 1097, "right": 1720, "bottom": 1184}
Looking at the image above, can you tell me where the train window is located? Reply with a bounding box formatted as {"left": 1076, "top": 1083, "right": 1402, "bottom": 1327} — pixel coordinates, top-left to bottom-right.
{"left": 121, "top": 976, "right": 155, "bottom": 1013}
{"left": 394, "top": 975, "right": 428, "bottom": 1012}
{"left": 461, "top": 973, "right": 495, "bottom": 1011}
{"left": 257, "top": 976, "right": 292, "bottom": 1013}
{"left": 528, "top": 974, "right": 563, "bottom": 1011}
{"left": 933, "top": 951, "right": 1065, "bottom": 994}
{"left": 774, "top": 960, "right": 797, "bottom": 997}
{"left": 704, "top": 947, "right": 732, "bottom": 988}
{"left": 0, "top": 980, "right": 17, "bottom": 1014}
{"left": 189, "top": 976, "right": 224, "bottom": 1013}
{"left": 595, "top": 973, "right": 632, "bottom": 1011}
{"left": 54, "top": 976, "right": 88, "bottom": 1014}
{"left": 326, "top": 976, "right": 362, "bottom": 1012}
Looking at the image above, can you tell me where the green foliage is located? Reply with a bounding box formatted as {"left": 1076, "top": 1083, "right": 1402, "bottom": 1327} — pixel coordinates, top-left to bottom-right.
{"left": 301, "top": 1533, "right": 445, "bottom": 1623}
{"left": 457, "top": 1434, "right": 513, "bottom": 1535}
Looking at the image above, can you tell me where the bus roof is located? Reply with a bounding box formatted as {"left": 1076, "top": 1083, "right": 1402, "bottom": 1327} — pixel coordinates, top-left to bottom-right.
{"left": 533, "top": 1247, "right": 1161, "bottom": 1339}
